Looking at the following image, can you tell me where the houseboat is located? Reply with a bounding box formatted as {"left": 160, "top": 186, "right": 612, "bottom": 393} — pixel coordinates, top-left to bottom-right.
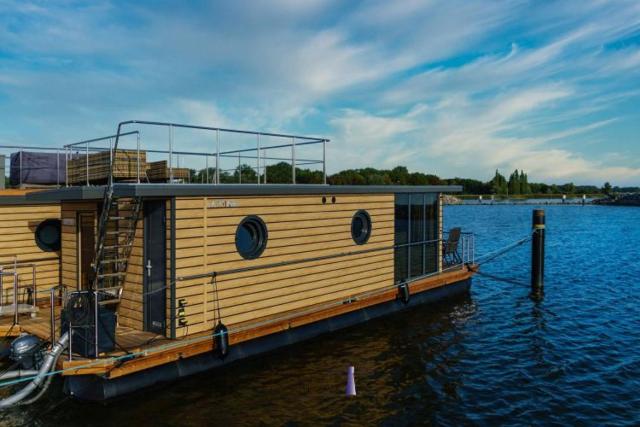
{"left": 0, "top": 121, "right": 476, "bottom": 404}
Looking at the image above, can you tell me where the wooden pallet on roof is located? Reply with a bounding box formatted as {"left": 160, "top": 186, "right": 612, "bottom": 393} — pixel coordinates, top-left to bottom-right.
{"left": 68, "top": 150, "right": 147, "bottom": 184}
{"left": 146, "top": 160, "right": 190, "bottom": 182}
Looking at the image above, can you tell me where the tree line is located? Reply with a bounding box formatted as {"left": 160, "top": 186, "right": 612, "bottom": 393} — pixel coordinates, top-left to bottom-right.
{"left": 188, "top": 162, "right": 633, "bottom": 195}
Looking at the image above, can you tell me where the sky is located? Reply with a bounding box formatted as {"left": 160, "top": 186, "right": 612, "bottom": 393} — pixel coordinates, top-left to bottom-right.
{"left": 0, "top": 0, "right": 639, "bottom": 185}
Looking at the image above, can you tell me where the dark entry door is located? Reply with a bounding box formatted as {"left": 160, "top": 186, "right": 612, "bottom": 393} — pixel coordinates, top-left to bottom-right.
{"left": 144, "top": 200, "right": 166, "bottom": 335}
{"left": 78, "top": 212, "right": 95, "bottom": 290}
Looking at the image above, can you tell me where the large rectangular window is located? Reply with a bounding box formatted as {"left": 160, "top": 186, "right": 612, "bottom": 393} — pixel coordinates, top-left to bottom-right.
{"left": 394, "top": 194, "right": 409, "bottom": 282}
{"left": 394, "top": 192, "right": 439, "bottom": 282}
{"left": 410, "top": 194, "right": 424, "bottom": 277}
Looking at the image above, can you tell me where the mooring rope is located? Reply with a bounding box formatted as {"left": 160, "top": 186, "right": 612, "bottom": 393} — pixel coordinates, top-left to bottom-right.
{"left": 471, "top": 230, "right": 539, "bottom": 287}
{"left": 474, "top": 270, "right": 529, "bottom": 287}
{"left": 474, "top": 233, "right": 533, "bottom": 266}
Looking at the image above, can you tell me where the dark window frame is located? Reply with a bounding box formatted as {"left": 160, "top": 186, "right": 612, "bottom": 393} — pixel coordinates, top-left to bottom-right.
{"left": 235, "top": 215, "right": 268, "bottom": 259}
{"left": 35, "top": 218, "right": 62, "bottom": 252}
{"left": 351, "top": 209, "right": 372, "bottom": 245}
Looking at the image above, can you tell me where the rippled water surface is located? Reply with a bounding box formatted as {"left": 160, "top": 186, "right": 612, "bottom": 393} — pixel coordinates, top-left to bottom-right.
{"left": 2, "top": 205, "right": 640, "bottom": 426}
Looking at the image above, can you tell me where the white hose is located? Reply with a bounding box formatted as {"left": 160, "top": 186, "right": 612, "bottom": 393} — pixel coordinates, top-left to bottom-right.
{"left": 0, "top": 332, "right": 69, "bottom": 409}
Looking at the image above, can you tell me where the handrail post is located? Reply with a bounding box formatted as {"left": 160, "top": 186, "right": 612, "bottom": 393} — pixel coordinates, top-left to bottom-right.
{"left": 238, "top": 154, "right": 241, "bottom": 184}
{"left": 50, "top": 287, "right": 56, "bottom": 343}
{"left": 291, "top": 137, "right": 296, "bottom": 184}
{"left": 94, "top": 289, "right": 99, "bottom": 358}
{"left": 136, "top": 132, "right": 141, "bottom": 183}
{"left": 13, "top": 271, "right": 18, "bottom": 325}
{"left": 56, "top": 149, "right": 60, "bottom": 187}
{"left": 205, "top": 155, "right": 209, "bottom": 184}
{"left": 86, "top": 143, "right": 90, "bottom": 186}
{"left": 32, "top": 264, "right": 36, "bottom": 309}
{"left": 216, "top": 130, "right": 220, "bottom": 185}
{"left": 256, "top": 134, "right": 261, "bottom": 184}
{"left": 323, "top": 139, "right": 326, "bottom": 185}
{"left": 169, "top": 125, "right": 174, "bottom": 183}
{"left": 19, "top": 148, "right": 22, "bottom": 188}
{"left": 263, "top": 149, "right": 267, "bottom": 184}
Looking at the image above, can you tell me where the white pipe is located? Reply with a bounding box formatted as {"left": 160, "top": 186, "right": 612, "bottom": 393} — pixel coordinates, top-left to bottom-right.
{"left": 0, "top": 332, "right": 69, "bottom": 408}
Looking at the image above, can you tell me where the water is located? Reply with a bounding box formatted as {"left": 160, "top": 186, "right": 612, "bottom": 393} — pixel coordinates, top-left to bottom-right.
{"left": 2, "top": 205, "right": 639, "bottom": 426}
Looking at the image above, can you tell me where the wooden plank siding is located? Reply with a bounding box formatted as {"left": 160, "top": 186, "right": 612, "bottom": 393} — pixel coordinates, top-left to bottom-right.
{"left": 171, "top": 194, "right": 395, "bottom": 336}
{"left": 0, "top": 203, "right": 61, "bottom": 303}
{"left": 60, "top": 201, "right": 96, "bottom": 289}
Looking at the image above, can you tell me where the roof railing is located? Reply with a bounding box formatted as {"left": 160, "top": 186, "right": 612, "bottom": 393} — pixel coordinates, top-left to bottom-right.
{"left": 61, "top": 121, "right": 329, "bottom": 186}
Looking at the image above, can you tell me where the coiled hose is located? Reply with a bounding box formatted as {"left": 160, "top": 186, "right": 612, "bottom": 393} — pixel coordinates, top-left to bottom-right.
{"left": 0, "top": 332, "right": 69, "bottom": 409}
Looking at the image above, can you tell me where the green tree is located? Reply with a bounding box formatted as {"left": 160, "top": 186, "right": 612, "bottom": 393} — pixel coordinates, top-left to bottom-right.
{"left": 389, "top": 166, "right": 409, "bottom": 185}
{"left": 490, "top": 169, "right": 508, "bottom": 194}
{"left": 602, "top": 182, "right": 612, "bottom": 195}
{"left": 508, "top": 169, "right": 520, "bottom": 195}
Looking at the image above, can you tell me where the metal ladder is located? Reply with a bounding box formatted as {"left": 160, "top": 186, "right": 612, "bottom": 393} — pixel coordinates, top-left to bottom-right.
{"left": 91, "top": 128, "right": 142, "bottom": 304}
{"left": 93, "top": 196, "right": 142, "bottom": 303}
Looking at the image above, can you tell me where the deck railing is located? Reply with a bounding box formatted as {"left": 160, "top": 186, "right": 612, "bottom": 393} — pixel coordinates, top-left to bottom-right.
{"left": 62, "top": 121, "right": 328, "bottom": 186}
{"left": 0, "top": 123, "right": 328, "bottom": 189}
{"left": 0, "top": 261, "right": 38, "bottom": 325}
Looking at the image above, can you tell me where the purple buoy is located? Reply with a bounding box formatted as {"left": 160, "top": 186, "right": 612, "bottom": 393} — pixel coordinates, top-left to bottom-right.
{"left": 346, "top": 366, "right": 356, "bottom": 396}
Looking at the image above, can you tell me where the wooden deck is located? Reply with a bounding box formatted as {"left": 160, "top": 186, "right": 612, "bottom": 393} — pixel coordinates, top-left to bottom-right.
{"left": 0, "top": 306, "right": 165, "bottom": 366}
{"left": 0, "top": 266, "right": 475, "bottom": 379}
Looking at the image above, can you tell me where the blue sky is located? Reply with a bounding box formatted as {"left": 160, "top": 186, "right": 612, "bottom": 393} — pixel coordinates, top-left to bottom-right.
{"left": 0, "top": 0, "right": 639, "bottom": 185}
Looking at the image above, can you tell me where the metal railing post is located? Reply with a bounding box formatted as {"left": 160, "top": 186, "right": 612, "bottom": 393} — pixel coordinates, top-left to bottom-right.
{"left": 238, "top": 154, "right": 241, "bottom": 184}
{"left": 94, "top": 289, "right": 99, "bottom": 358}
{"left": 31, "top": 264, "right": 36, "bottom": 308}
{"left": 50, "top": 287, "right": 56, "bottom": 343}
{"left": 65, "top": 147, "right": 69, "bottom": 187}
{"left": 56, "top": 149, "right": 60, "bottom": 187}
{"left": 263, "top": 149, "right": 267, "bottom": 184}
{"left": 86, "top": 143, "right": 90, "bottom": 186}
{"left": 292, "top": 137, "right": 296, "bottom": 184}
{"left": 256, "top": 134, "right": 261, "bottom": 184}
{"left": 169, "top": 125, "right": 174, "bottom": 182}
{"left": 136, "top": 132, "right": 141, "bottom": 183}
{"left": 216, "top": 130, "right": 220, "bottom": 185}
{"left": 323, "top": 139, "right": 326, "bottom": 184}
{"left": 19, "top": 148, "right": 22, "bottom": 188}
{"left": 13, "top": 271, "right": 18, "bottom": 325}
{"left": 205, "top": 155, "right": 209, "bottom": 184}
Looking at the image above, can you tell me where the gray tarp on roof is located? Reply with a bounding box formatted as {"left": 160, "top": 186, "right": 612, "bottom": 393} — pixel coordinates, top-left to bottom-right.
{"left": 10, "top": 151, "right": 66, "bottom": 185}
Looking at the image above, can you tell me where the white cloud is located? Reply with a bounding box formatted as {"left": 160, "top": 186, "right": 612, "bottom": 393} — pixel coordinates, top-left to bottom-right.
{"left": 0, "top": 0, "right": 639, "bottom": 185}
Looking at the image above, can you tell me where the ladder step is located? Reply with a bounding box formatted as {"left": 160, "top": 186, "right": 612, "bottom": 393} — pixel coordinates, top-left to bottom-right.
{"left": 97, "top": 272, "right": 127, "bottom": 278}
{"left": 100, "top": 258, "right": 128, "bottom": 264}
{"left": 106, "top": 230, "right": 131, "bottom": 235}
{"left": 103, "top": 243, "right": 133, "bottom": 250}
{"left": 109, "top": 216, "right": 133, "bottom": 221}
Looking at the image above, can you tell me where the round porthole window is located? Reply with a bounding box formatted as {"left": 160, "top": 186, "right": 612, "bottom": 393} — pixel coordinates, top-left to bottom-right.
{"left": 351, "top": 210, "right": 372, "bottom": 245}
{"left": 235, "top": 216, "right": 268, "bottom": 259}
{"left": 35, "top": 219, "right": 61, "bottom": 252}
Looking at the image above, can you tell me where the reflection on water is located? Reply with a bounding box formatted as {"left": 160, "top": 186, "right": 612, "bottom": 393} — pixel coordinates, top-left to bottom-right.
{"left": 1, "top": 205, "right": 639, "bottom": 426}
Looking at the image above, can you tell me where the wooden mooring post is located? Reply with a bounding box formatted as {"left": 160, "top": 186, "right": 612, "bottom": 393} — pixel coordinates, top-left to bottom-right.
{"left": 531, "top": 209, "right": 545, "bottom": 295}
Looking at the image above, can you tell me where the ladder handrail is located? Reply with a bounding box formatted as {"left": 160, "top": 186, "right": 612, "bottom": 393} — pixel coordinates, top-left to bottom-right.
{"left": 91, "top": 123, "right": 124, "bottom": 291}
